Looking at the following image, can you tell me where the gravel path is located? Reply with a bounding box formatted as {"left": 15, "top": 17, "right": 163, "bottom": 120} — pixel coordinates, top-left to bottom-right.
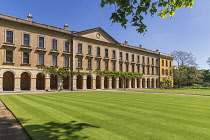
{"left": 0, "top": 100, "right": 31, "bottom": 140}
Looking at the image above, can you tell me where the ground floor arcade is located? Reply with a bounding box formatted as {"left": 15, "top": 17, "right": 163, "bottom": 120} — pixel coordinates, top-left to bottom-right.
{"left": 0, "top": 69, "right": 159, "bottom": 91}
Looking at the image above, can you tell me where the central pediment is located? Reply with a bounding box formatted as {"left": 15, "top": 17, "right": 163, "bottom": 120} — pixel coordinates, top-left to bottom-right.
{"left": 75, "top": 27, "right": 119, "bottom": 45}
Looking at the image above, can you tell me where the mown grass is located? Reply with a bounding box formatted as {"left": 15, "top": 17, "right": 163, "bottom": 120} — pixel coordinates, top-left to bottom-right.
{"left": 1, "top": 91, "right": 210, "bottom": 140}
{"left": 131, "top": 89, "right": 210, "bottom": 95}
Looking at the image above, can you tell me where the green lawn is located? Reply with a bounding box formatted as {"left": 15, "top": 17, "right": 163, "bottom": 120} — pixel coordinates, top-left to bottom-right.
{"left": 1, "top": 91, "right": 210, "bottom": 140}
{"left": 131, "top": 89, "right": 210, "bottom": 95}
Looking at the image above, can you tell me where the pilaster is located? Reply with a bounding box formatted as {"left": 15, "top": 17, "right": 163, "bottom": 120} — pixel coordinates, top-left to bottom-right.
{"left": 83, "top": 75, "right": 87, "bottom": 90}
{"left": 108, "top": 77, "right": 112, "bottom": 89}
{"left": 31, "top": 78, "right": 36, "bottom": 91}
{"left": 101, "top": 76, "right": 104, "bottom": 89}
{"left": 14, "top": 77, "right": 21, "bottom": 91}
{"left": 116, "top": 77, "right": 119, "bottom": 89}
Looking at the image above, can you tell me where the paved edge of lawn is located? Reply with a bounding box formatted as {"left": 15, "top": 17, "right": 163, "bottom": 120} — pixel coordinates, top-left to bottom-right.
{"left": 0, "top": 100, "right": 31, "bottom": 140}
{"left": 125, "top": 91, "right": 210, "bottom": 97}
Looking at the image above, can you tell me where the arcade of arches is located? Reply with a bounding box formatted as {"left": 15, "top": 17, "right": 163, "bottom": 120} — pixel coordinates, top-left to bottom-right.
{"left": 0, "top": 71, "right": 158, "bottom": 91}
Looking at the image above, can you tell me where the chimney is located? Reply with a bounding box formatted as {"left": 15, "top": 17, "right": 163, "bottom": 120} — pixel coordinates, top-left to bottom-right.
{"left": 139, "top": 44, "right": 142, "bottom": 48}
{"left": 64, "top": 24, "right": 68, "bottom": 30}
{"left": 26, "top": 14, "right": 33, "bottom": 21}
{"left": 124, "top": 40, "right": 128, "bottom": 45}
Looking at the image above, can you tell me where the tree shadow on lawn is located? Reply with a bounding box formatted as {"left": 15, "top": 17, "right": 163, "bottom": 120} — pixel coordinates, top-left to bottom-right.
{"left": 23, "top": 120, "right": 100, "bottom": 140}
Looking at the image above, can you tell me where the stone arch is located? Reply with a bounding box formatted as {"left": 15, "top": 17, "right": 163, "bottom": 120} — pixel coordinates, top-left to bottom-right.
{"left": 126, "top": 78, "right": 129, "bottom": 88}
{"left": 151, "top": 78, "right": 155, "bottom": 88}
{"left": 112, "top": 76, "right": 116, "bottom": 89}
{"left": 147, "top": 78, "right": 150, "bottom": 88}
{"left": 119, "top": 77, "right": 123, "bottom": 88}
{"left": 142, "top": 78, "right": 145, "bottom": 88}
{"left": 131, "top": 78, "right": 135, "bottom": 88}
{"left": 104, "top": 76, "right": 109, "bottom": 89}
{"left": 156, "top": 79, "right": 159, "bottom": 88}
{"left": 96, "top": 76, "right": 101, "bottom": 89}
{"left": 50, "top": 74, "right": 58, "bottom": 90}
{"left": 87, "top": 75, "right": 92, "bottom": 89}
{"left": 21, "top": 72, "right": 31, "bottom": 90}
{"left": 3, "top": 71, "right": 14, "bottom": 91}
{"left": 36, "top": 73, "right": 45, "bottom": 90}
{"left": 63, "top": 75, "right": 70, "bottom": 89}
{"left": 76, "top": 75, "right": 83, "bottom": 89}
{"left": 137, "top": 78, "right": 140, "bottom": 88}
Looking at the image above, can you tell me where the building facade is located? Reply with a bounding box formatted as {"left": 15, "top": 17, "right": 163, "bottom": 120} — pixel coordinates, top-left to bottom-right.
{"left": 0, "top": 14, "right": 173, "bottom": 91}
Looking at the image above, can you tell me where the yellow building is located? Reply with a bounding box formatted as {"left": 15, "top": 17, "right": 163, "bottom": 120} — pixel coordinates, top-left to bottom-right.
{"left": 0, "top": 13, "right": 173, "bottom": 91}
{"left": 159, "top": 53, "right": 174, "bottom": 87}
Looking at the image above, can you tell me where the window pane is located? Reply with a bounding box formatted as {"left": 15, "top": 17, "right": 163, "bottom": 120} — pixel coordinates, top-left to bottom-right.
{"left": 6, "top": 31, "right": 13, "bottom": 43}
{"left": 64, "top": 57, "right": 69, "bottom": 67}
{"left": 23, "top": 34, "right": 30, "bottom": 46}
{"left": 88, "top": 45, "right": 91, "bottom": 54}
{"left": 78, "top": 44, "right": 82, "bottom": 53}
{"left": 23, "top": 52, "right": 29, "bottom": 64}
{"left": 52, "top": 39, "right": 57, "bottom": 50}
{"left": 52, "top": 56, "right": 57, "bottom": 66}
{"left": 65, "top": 41, "right": 70, "bottom": 52}
{"left": 39, "top": 54, "right": 44, "bottom": 65}
{"left": 88, "top": 59, "right": 91, "bottom": 69}
{"left": 6, "top": 50, "right": 13, "bottom": 63}
{"left": 39, "top": 37, "right": 44, "bottom": 48}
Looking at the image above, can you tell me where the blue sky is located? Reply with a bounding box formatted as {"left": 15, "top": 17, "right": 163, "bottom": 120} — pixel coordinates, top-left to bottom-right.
{"left": 1, "top": 0, "right": 210, "bottom": 69}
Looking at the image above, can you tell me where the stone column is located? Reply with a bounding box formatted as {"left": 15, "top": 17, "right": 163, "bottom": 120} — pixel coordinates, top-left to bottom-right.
{"left": 128, "top": 78, "right": 131, "bottom": 89}
{"left": 116, "top": 77, "right": 119, "bottom": 89}
{"left": 14, "top": 77, "right": 21, "bottom": 91}
{"left": 101, "top": 76, "right": 104, "bottom": 90}
{"left": 31, "top": 77, "right": 36, "bottom": 91}
{"left": 83, "top": 75, "right": 87, "bottom": 90}
{"left": 0, "top": 76, "right": 3, "bottom": 91}
{"left": 92, "top": 75, "right": 96, "bottom": 90}
{"left": 134, "top": 78, "right": 137, "bottom": 89}
{"left": 108, "top": 77, "right": 112, "bottom": 89}
{"left": 145, "top": 79, "right": 147, "bottom": 88}
{"left": 150, "top": 79, "right": 152, "bottom": 89}
{"left": 140, "top": 78, "right": 142, "bottom": 88}
{"left": 154, "top": 79, "right": 156, "bottom": 88}
{"left": 73, "top": 75, "right": 77, "bottom": 90}
{"left": 45, "top": 74, "right": 50, "bottom": 91}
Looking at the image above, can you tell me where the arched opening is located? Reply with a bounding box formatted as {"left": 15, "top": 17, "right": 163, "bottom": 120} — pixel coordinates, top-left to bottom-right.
{"left": 119, "top": 77, "right": 123, "bottom": 88}
{"left": 151, "top": 78, "right": 155, "bottom": 88}
{"left": 63, "top": 76, "right": 70, "bottom": 89}
{"left": 112, "top": 77, "right": 116, "bottom": 89}
{"left": 131, "top": 78, "right": 135, "bottom": 88}
{"left": 147, "top": 78, "right": 150, "bottom": 88}
{"left": 76, "top": 75, "right": 83, "bottom": 89}
{"left": 36, "top": 73, "right": 45, "bottom": 90}
{"left": 137, "top": 78, "right": 140, "bottom": 88}
{"left": 50, "top": 74, "right": 58, "bottom": 90}
{"left": 104, "top": 76, "right": 108, "bottom": 89}
{"left": 21, "top": 72, "right": 31, "bottom": 90}
{"left": 87, "top": 75, "right": 92, "bottom": 89}
{"left": 142, "top": 78, "right": 145, "bottom": 88}
{"left": 3, "top": 71, "right": 14, "bottom": 91}
{"left": 156, "top": 79, "right": 159, "bottom": 88}
{"left": 96, "top": 76, "right": 101, "bottom": 89}
{"left": 126, "top": 78, "right": 129, "bottom": 88}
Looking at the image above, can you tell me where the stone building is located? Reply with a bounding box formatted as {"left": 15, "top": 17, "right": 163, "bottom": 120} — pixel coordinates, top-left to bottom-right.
{"left": 0, "top": 14, "right": 173, "bottom": 91}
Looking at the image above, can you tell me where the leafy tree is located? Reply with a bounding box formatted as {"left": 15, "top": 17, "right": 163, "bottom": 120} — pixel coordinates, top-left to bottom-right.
{"left": 101, "top": 0, "right": 194, "bottom": 33}
{"left": 171, "top": 51, "right": 197, "bottom": 87}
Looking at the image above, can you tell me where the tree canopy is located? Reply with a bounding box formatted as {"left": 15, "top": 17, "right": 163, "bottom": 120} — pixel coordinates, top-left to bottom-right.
{"left": 101, "top": 0, "right": 194, "bottom": 33}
